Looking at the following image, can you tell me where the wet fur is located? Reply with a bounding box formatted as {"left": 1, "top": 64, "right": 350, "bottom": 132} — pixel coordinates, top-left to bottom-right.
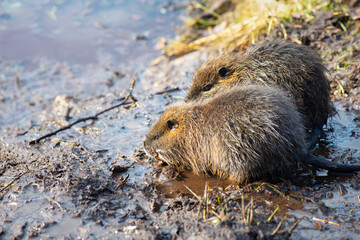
{"left": 145, "top": 85, "right": 307, "bottom": 184}
{"left": 186, "top": 40, "right": 336, "bottom": 132}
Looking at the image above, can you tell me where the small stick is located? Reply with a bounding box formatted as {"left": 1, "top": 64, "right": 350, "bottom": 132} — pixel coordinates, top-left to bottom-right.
{"left": 288, "top": 219, "right": 301, "bottom": 234}
{"left": 311, "top": 217, "right": 341, "bottom": 227}
{"left": 241, "top": 193, "right": 245, "bottom": 221}
{"left": 271, "top": 217, "right": 286, "bottom": 236}
{"left": 119, "top": 153, "right": 140, "bottom": 163}
{"left": 209, "top": 210, "right": 227, "bottom": 223}
{"left": 209, "top": 209, "right": 222, "bottom": 220}
{"left": 196, "top": 200, "right": 202, "bottom": 221}
{"left": 336, "top": 79, "right": 345, "bottom": 95}
{"left": 72, "top": 153, "right": 90, "bottom": 169}
{"left": 186, "top": 184, "right": 203, "bottom": 221}
{"left": 29, "top": 73, "right": 137, "bottom": 145}
{"left": 151, "top": 56, "right": 166, "bottom": 66}
{"left": 88, "top": 156, "right": 99, "bottom": 169}
{"left": 154, "top": 87, "right": 180, "bottom": 95}
{"left": 48, "top": 197, "right": 64, "bottom": 211}
{"left": 266, "top": 183, "right": 284, "bottom": 196}
{"left": 253, "top": 182, "right": 265, "bottom": 192}
{"left": 280, "top": 23, "right": 288, "bottom": 39}
{"left": 268, "top": 206, "right": 280, "bottom": 221}
{"left": 288, "top": 35, "right": 302, "bottom": 45}
{"left": 249, "top": 196, "right": 254, "bottom": 224}
{"left": 203, "top": 183, "right": 209, "bottom": 220}
{"left": 116, "top": 173, "right": 129, "bottom": 190}
{"left": 185, "top": 185, "right": 202, "bottom": 201}
{"left": 0, "top": 170, "right": 29, "bottom": 199}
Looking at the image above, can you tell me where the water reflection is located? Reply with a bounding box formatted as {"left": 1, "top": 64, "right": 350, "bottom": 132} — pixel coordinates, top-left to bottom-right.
{"left": 0, "top": 0, "right": 183, "bottom": 64}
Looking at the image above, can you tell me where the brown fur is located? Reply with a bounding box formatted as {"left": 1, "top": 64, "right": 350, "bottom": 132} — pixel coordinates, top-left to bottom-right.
{"left": 186, "top": 40, "right": 336, "bottom": 132}
{"left": 144, "top": 85, "right": 307, "bottom": 184}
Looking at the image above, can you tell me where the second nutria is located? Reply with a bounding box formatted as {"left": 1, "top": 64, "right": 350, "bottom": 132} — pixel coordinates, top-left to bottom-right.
{"left": 186, "top": 40, "right": 336, "bottom": 140}
{"left": 145, "top": 85, "right": 306, "bottom": 184}
{"left": 145, "top": 85, "right": 360, "bottom": 184}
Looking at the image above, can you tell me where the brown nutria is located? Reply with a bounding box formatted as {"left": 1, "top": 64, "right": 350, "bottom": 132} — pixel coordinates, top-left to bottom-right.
{"left": 145, "top": 85, "right": 360, "bottom": 184}
{"left": 145, "top": 85, "right": 307, "bottom": 184}
{"left": 186, "top": 40, "right": 336, "bottom": 141}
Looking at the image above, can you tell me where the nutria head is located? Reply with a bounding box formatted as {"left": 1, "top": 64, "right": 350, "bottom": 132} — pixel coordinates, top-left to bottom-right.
{"left": 144, "top": 104, "right": 194, "bottom": 170}
{"left": 186, "top": 54, "right": 239, "bottom": 101}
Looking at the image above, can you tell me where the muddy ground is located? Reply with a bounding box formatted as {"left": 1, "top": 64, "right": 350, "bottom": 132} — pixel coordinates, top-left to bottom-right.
{"left": 0, "top": 1, "right": 360, "bottom": 239}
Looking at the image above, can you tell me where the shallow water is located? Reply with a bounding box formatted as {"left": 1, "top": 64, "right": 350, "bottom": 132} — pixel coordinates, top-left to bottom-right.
{"left": 0, "top": 0, "right": 181, "bottom": 64}
{"left": 0, "top": 0, "right": 185, "bottom": 129}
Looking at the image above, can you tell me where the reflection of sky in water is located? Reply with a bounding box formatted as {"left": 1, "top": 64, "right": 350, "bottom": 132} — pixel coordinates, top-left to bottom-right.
{"left": 329, "top": 108, "right": 360, "bottom": 150}
{"left": 285, "top": 106, "right": 360, "bottom": 239}
{"left": 0, "top": 0, "right": 182, "bottom": 64}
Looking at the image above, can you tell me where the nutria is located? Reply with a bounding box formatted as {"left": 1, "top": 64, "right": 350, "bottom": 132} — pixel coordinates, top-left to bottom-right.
{"left": 186, "top": 40, "right": 336, "bottom": 142}
{"left": 145, "top": 85, "right": 306, "bottom": 184}
{"left": 145, "top": 85, "right": 360, "bottom": 184}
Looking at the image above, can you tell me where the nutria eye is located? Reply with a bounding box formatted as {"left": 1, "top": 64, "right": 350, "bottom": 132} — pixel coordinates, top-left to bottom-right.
{"left": 203, "top": 84, "right": 213, "bottom": 92}
{"left": 218, "top": 67, "right": 229, "bottom": 78}
{"left": 166, "top": 119, "right": 179, "bottom": 130}
{"left": 154, "top": 135, "right": 160, "bottom": 141}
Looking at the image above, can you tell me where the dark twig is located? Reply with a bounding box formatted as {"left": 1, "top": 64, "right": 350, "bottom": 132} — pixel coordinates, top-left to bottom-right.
{"left": 0, "top": 170, "right": 30, "bottom": 200}
{"left": 29, "top": 73, "right": 137, "bottom": 145}
{"left": 155, "top": 87, "right": 180, "bottom": 95}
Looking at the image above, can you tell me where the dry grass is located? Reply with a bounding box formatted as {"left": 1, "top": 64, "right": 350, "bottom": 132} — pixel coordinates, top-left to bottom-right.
{"left": 163, "top": 0, "right": 342, "bottom": 57}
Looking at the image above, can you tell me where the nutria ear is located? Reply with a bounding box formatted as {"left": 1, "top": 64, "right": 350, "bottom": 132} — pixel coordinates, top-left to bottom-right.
{"left": 166, "top": 119, "right": 179, "bottom": 130}
{"left": 218, "top": 67, "right": 229, "bottom": 78}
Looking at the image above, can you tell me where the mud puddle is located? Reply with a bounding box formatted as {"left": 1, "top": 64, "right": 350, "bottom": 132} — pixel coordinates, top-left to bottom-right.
{"left": 156, "top": 171, "right": 233, "bottom": 198}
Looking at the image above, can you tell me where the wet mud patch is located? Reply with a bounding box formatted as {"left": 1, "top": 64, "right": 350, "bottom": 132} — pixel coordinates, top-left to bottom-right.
{"left": 0, "top": 140, "right": 162, "bottom": 238}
